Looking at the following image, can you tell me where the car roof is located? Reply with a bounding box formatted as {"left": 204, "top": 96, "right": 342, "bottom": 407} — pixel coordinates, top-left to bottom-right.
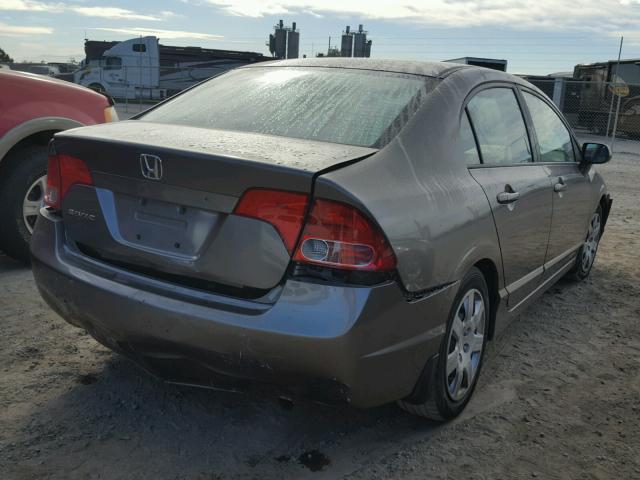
{"left": 242, "top": 58, "right": 474, "bottom": 78}
{"left": 241, "top": 58, "right": 534, "bottom": 87}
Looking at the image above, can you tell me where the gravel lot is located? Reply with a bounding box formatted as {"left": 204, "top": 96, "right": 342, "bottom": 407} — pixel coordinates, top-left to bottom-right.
{"left": 1, "top": 154, "right": 639, "bottom": 480}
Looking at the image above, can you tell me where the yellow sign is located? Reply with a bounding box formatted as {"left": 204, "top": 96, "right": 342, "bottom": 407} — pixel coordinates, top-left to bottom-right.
{"left": 609, "top": 84, "right": 629, "bottom": 97}
{"left": 609, "top": 75, "right": 629, "bottom": 97}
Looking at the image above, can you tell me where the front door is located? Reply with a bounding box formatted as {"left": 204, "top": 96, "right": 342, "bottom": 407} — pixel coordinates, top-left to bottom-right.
{"left": 520, "top": 90, "right": 594, "bottom": 279}
{"left": 466, "top": 86, "right": 553, "bottom": 309}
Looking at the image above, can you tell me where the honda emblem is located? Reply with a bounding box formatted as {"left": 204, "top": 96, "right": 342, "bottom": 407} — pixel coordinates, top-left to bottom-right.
{"left": 140, "top": 154, "right": 163, "bottom": 180}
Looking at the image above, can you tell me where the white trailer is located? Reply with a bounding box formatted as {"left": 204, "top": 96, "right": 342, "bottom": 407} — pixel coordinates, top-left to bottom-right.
{"left": 75, "top": 36, "right": 267, "bottom": 100}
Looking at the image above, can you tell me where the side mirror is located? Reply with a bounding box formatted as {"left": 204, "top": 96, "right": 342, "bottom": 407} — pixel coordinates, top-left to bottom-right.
{"left": 581, "top": 142, "right": 611, "bottom": 164}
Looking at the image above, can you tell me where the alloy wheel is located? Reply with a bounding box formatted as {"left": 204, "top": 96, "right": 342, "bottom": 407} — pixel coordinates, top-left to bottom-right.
{"left": 22, "top": 174, "right": 47, "bottom": 235}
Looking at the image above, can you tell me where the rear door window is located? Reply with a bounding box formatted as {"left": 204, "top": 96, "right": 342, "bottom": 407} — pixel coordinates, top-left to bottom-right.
{"left": 522, "top": 92, "right": 575, "bottom": 163}
{"left": 467, "top": 88, "right": 532, "bottom": 165}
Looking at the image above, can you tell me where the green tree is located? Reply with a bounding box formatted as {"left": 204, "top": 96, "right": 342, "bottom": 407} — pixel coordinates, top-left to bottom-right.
{"left": 0, "top": 47, "right": 13, "bottom": 63}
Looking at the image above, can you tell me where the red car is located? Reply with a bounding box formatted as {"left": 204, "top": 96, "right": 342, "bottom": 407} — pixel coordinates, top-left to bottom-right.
{"left": 0, "top": 70, "right": 117, "bottom": 261}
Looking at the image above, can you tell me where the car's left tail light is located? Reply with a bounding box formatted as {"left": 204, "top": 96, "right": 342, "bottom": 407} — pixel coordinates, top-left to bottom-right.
{"left": 44, "top": 154, "right": 93, "bottom": 209}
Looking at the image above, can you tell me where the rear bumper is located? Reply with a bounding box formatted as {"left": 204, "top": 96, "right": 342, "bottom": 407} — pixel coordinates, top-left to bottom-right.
{"left": 31, "top": 210, "right": 456, "bottom": 407}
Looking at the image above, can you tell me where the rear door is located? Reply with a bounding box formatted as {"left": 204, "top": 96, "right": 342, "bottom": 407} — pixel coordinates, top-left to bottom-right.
{"left": 520, "top": 89, "right": 593, "bottom": 280}
{"left": 466, "top": 86, "right": 553, "bottom": 309}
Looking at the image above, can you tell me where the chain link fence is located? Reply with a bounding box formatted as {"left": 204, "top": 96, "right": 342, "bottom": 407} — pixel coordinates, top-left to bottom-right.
{"left": 524, "top": 78, "right": 640, "bottom": 151}
{"left": 75, "top": 65, "right": 230, "bottom": 118}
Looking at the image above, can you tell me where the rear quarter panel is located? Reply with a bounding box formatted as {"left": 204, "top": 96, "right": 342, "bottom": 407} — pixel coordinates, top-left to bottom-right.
{"left": 315, "top": 69, "right": 505, "bottom": 294}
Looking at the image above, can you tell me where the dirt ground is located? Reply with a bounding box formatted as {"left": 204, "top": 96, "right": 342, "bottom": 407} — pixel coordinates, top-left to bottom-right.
{"left": 1, "top": 154, "right": 639, "bottom": 480}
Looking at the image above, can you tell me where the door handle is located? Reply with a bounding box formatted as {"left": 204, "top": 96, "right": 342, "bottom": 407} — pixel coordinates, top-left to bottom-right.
{"left": 554, "top": 176, "right": 567, "bottom": 193}
{"left": 497, "top": 191, "right": 520, "bottom": 204}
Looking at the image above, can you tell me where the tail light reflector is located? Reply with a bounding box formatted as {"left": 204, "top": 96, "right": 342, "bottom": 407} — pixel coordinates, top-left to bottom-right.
{"left": 293, "top": 199, "right": 396, "bottom": 271}
{"left": 44, "top": 154, "right": 93, "bottom": 209}
{"left": 233, "top": 189, "right": 309, "bottom": 254}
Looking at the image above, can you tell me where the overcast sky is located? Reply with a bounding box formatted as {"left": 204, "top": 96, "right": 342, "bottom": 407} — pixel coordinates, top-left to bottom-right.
{"left": 1, "top": 0, "right": 638, "bottom": 75}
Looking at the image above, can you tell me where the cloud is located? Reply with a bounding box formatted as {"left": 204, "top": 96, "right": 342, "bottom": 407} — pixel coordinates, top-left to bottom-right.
{"left": 70, "top": 6, "right": 163, "bottom": 21}
{"left": 0, "top": 22, "right": 53, "bottom": 35}
{"left": 205, "top": 0, "right": 640, "bottom": 36}
{"left": 159, "top": 10, "right": 180, "bottom": 19}
{"left": 0, "top": 1, "right": 176, "bottom": 22}
{"left": 0, "top": 0, "right": 63, "bottom": 12}
{"left": 91, "top": 27, "right": 223, "bottom": 40}
{"left": 207, "top": 0, "right": 291, "bottom": 17}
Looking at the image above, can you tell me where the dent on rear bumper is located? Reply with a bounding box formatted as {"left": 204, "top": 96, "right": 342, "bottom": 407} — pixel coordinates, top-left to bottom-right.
{"left": 31, "top": 211, "right": 456, "bottom": 407}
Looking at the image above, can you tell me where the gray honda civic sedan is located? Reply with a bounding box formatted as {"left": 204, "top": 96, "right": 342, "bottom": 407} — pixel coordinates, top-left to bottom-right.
{"left": 31, "top": 59, "right": 612, "bottom": 420}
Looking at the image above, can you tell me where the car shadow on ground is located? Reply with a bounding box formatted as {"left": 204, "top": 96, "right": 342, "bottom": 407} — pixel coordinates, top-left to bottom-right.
{"left": 16, "top": 338, "right": 442, "bottom": 478}
{"left": 0, "top": 253, "right": 28, "bottom": 272}
{"left": 6, "top": 252, "right": 610, "bottom": 479}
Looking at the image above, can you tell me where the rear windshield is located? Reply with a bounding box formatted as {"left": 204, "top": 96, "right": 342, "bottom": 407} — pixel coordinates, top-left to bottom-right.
{"left": 141, "top": 67, "right": 438, "bottom": 148}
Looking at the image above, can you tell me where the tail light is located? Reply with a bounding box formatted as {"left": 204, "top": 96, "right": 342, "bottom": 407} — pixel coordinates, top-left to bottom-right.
{"left": 103, "top": 105, "right": 119, "bottom": 123}
{"left": 101, "top": 91, "right": 118, "bottom": 122}
{"left": 44, "top": 154, "right": 93, "bottom": 209}
{"left": 293, "top": 199, "right": 396, "bottom": 271}
{"left": 233, "top": 189, "right": 309, "bottom": 254}
{"left": 234, "top": 189, "right": 396, "bottom": 272}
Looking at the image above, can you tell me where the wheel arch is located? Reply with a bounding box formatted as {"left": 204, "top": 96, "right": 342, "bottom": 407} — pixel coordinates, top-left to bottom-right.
{"left": 0, "top": 117, "right": 84, "bottom": 170}
{"left": 87, "top": 82, "right": 108, "bottom": 93}
{"left": 599, "top": 193, "right": 612, "bottom": 234}
{"left": 473, "top": 258, "right": 500, "bottom": 340}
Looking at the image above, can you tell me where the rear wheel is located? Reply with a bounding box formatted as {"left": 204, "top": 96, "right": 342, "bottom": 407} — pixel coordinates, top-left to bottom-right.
{"left": 0, "top": 145, "right": 48, "bottom": 262}
{"left": 567, "top": 206, "right": 603, "bottom": 281}
{"left": 398, "top": 267, "right": 489, "bottom": 420}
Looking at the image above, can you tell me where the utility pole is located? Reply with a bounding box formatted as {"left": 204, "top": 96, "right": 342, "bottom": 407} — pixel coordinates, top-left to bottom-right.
{"left": 610, "top": 36, "right": 624, "bottom": 152}
{"left": 606, "top": 36, "right": 623, "bottom": 141}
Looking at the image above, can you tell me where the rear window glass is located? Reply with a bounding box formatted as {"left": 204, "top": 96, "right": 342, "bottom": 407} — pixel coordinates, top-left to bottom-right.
{"left": 141, "top": 67, "right": 438, "bottom": 148}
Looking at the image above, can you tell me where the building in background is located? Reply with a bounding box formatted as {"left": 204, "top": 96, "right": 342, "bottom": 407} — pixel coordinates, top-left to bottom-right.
{"left": 444, "top": 57, "right": 507, "bottom": 72}
{"left": 520, "top": 73, "right": 580, "bottom": 125}
{"left": 268, "top": 20, "right": 300, "bottom": 60}
{"left": 340, "top": 25, "right": 372, "bottom": 58}
{"left": 571, "top": 59, "right": 640, "bottom": 137}
{"left": 340, "top": 26, "right": 353, "bottom": 58}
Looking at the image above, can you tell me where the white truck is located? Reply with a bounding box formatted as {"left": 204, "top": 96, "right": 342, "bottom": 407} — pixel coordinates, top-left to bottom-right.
{"left": 74, "top": 36, "right": 268, "bottom": 100}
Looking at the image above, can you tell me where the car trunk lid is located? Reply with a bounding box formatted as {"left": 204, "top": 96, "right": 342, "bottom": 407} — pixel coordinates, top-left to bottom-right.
{"left": 53, "top": 121, "right": 377, "bottom": 296}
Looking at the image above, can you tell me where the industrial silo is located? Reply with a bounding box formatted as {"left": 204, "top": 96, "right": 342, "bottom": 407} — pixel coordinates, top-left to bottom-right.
{"left": 268, "top": 20, "right": 300, "bottom": 59}
{"left": 353, "top": 25, "right": 367, "bottom": 57}
{"left": 341, "top": 26, "right": 353, "bottom": 57}
{"left": 364, "top": 40, "right": 372, "bottom": 58}
{"left": 274, "top": 22, "right": 287, "bottom": 60}
{"left": 287, "top": 22, "right": 299, "bottom": 59}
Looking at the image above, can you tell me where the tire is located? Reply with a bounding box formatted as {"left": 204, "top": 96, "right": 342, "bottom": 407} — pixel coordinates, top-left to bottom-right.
{"left": 0, "top": 145, "right": 48, "bottom": 263}
{"left": 567, "top": 205, "right": 603, "bottom": 281}
{"left": 398, "top": 267, "right": 490, "bottom": 420}
{"left": 88, "top": 83, "right": 105, "bottom": 94}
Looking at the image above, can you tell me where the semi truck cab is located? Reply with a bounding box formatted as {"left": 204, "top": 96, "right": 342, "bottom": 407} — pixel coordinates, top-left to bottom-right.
{"left": 75, "top": 36, "right": 165, "bottom": 100}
